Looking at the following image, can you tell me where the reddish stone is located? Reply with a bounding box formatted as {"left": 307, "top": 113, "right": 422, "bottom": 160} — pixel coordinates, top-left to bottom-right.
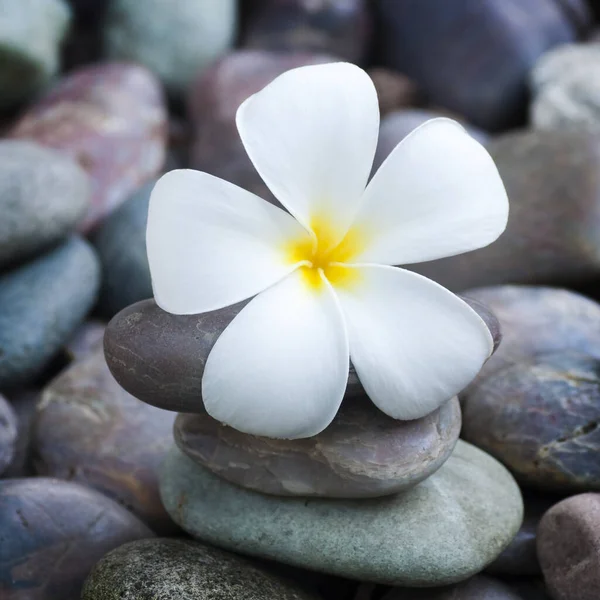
{"left": 188, "top": 50, "right": 335, "bottom": 204}
{"left": 10, "top": 62, "right": 167, "bottom": 232}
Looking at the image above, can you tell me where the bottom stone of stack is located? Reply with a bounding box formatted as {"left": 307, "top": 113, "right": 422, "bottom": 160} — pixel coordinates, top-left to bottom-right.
{"left": 159, "top": 440, "right": 523, "bottom": 587}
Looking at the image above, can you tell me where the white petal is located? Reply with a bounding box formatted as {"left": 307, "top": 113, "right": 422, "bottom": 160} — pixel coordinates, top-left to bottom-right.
{"left": 236, "top": 62, "right": 379, "bottom": 247}
{"left": 352, "top": 118, "right": 509, "bottom": 265}
{"left": 335, "top": 265, "right": 492, "bottom": 420}
{"left": 147, "top": 169, "right": 311, "bottom": 315}
{"left": 202, "top": 270, "right": 349, "bottom": 439}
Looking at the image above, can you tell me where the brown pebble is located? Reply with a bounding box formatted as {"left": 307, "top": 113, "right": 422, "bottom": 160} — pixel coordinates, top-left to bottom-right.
{"left": 538, "top": 493, "right": 600, "bottom": 600}
{"left": 33, "top": 347, "right": 176, "bottom": 533}
{"left": 174, "top": 396, "right": 461, "bottom": 498}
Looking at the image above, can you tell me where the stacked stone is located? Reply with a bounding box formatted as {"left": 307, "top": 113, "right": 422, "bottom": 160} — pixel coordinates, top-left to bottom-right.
{"left": 103, "top": 296, "right": 524, "bottom": 587}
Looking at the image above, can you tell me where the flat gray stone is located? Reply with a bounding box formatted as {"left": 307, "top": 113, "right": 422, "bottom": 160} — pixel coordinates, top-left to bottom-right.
{"left": 0, "top": 236, "right": 100, "bottom": 388}
{"left": 159, "top": 441, "right": 523, "bottom": 586}
{"left": 0, "top": 140, "right": 89, "bottom": 271}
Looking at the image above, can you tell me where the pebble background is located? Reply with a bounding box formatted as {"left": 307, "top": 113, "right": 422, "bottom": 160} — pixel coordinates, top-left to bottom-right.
{"left": 1, "top": 1, "right": 600, "bottom": 599}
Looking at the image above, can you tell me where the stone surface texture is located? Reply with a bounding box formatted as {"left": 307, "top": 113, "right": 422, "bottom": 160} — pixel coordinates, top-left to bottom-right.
{"left": 160, "top": 441, "right": 523, "bottom": 586}
{"left": 174, "top": 396, "right": 461, "bottom": 498}
{"left": 0, "top": 478, "right": 153, "bottom": 599}
{"left": 463, "top": 351, "right": 600, "bottom": 492}
{"left": 81, "top": 538, "right": 319, "bottom": 600}
{"left": 33, "top": 347, "right": 176, "bottom": 532}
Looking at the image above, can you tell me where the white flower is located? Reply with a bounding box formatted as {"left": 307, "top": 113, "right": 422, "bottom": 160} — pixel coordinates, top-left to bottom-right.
{"left": 147, "top": 62, "right": 509, "bottom": 439}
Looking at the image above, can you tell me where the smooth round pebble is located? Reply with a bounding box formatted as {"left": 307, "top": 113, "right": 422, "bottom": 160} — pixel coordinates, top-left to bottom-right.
{"left": 0, "top": 140, "right": 89, "bottom": 271}
{"left": 375, "top": 0, "right": 588, "bottom": 130}
{"left": 82, "top": 538, "right": 318, "bottom": 600}
{"left": 93, "top": 181, "right": 153, "bottom": 317}
{"left": 105, "top": 0, "right": 237, "bottom": 95}
{"left": 0, "top": 0, "right": 70, "bottom": 108}
{"left": 160, "top": 441, "right": 523, "bottom": 586}
{"left": 461, "top": 286, "right": 600, "bottom": 387}
{"left": 105, "top": 297, "right": 500, "bottom": 414}
{"left": 383, "top": 575, "right": 523, "bottom": 599}
{"left": 463, "top": 351, "right": 600, "bottom": 492}
{"left": 175, "top": 396, "right": 461, "bottom": 498}
{"left": 33, "top": 347, "right": 176, "bottom": 532}
{"left": 10, "top": 62, "right": 167, "bottom": 232}
{"left": 0, "top": 237, "right": 100, "bottom": 389}
{"left": 0, "top": 394, "right": 17, "bottom": 475}
{"left": 412, "top": 131, "right": 600, "bottom": 290}
{"left": 538, "top": 493, "right": 600, "bottom": 600}
{"left": 0, "top": 478, "right": 152, "bottom": 599}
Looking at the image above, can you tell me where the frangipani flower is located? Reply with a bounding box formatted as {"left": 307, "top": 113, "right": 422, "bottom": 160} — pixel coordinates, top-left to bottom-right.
{"left": 147, "top": 62, "right": 508, "bottom": 439}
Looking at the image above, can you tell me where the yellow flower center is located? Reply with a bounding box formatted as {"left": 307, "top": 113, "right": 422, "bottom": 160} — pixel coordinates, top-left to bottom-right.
{"left": 286, "top": 214, "right": 367, "bottom": 291}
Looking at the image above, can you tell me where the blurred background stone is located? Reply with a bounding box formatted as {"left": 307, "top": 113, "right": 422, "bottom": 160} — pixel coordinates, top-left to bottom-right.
{"left": 1, "top": 389, "right": 39, "bottom": 477}
{"left": 463, "top": 351, "right": 600, "bottom": 493}
{"left": 0, "top": 0, "right": 71, "bottom": 109}
{"left": 530, "top": 42, "right": 600, "bottom": 131}
{"left": 0, "top": 237, "right": 100, "bottom": 390}
{"left": 537, "top": 493, "right": 600, "bottom": 600}
{"left": 160, "top": 441, "right": 523, "bottom": 586}
{"left": 0, "top": 478, "right": 153, "bottom": 600}
{"left": 33, "top": 347, "right": 177, "bottom": 533}
{"left": 368, "top": 68, "right": 423, "bottom": 117}
{"left": 10, "top": 63, "right": 167, "bottom": 232}
{"left": 64, "top": 320, "right": 106, "bottom": 362}
{"left": 174, "top": 396, "right": 461, "bottom": 498}
{"left": 0, "top": 140, "right": 89, "bottom": 271}
{"left": 374, "top": 0, "right": 591, "bottom": 131}
{"left": 93, "top": 181, "right": 154, "bottom": 318}
{"left": 0, "top": 394, "right": 17, "bottom": 476}
{"left": 105, "top": 0, "right": 237, "bottom": 96}
{"left": 242, "top": 0, "right": 370, "bottom": 64}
